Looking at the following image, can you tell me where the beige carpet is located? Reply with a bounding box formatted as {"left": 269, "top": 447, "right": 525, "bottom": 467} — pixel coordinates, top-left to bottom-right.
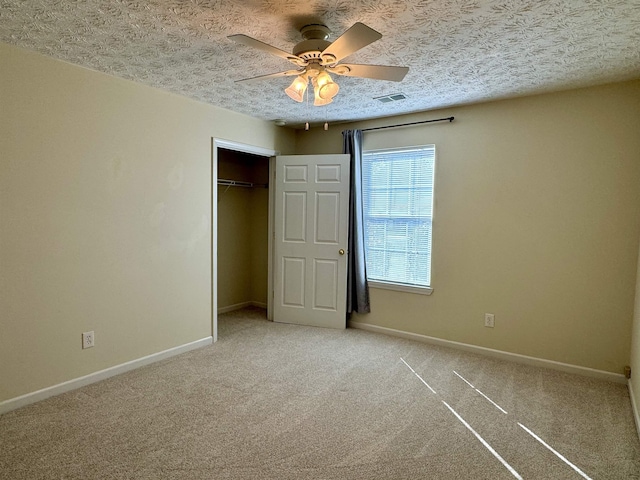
{"left": 1, "top": 307, "right": 639, "bottom": 479}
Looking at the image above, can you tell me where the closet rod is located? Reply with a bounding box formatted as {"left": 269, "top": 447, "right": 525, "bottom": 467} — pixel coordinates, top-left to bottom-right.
{"left": 360, "top": 116, "right": 454, "bottom": 132}
{"left": 217, "top": 179, "right": 268, "bottom": 188}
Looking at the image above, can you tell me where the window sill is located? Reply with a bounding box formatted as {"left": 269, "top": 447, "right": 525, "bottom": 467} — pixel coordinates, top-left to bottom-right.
{"left": 368, "top": 280, "right": 433, "bottom": 296}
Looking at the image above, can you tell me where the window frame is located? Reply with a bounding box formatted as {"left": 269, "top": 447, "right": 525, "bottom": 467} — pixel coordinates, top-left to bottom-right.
{"left": 361, "top": 144, "right": 435, "bottom": 296}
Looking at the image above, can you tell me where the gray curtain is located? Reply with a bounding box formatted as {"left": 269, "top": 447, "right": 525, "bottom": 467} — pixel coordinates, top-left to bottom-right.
{"left": 343, "top": 130, "right": 370, "bottom": 314}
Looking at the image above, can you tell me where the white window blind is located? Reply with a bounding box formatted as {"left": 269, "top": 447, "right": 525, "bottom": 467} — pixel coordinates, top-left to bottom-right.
{"left": 362, "top": 145, "right": 435, "bottom": 288}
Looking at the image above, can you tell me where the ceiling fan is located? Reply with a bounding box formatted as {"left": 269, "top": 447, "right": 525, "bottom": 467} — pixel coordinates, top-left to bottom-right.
{"left": 228, "top": 22, "right": 409, "bottom": 106}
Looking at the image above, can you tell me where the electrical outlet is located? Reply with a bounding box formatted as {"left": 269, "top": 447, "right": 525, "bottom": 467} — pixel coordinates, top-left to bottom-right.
{"left": 82, "top": 331, "right": 95, "bottom": 349}
{"left": 484, "top": 313, "right": 495, "bottom": 328}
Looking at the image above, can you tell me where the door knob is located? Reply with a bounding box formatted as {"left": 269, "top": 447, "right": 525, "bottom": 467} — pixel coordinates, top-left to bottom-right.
{"left": 339, "top": 249, "right": 345, "bottom": 255}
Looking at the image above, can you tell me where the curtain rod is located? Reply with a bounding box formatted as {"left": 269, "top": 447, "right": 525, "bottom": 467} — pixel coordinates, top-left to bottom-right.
{"left": 360, "top": 116, "right": 454, "bottom": 132}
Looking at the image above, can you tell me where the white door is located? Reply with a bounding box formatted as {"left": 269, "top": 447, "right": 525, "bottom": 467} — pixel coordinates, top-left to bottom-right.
{"left": 273, "top": 154, "right": 350, "bottom": 329}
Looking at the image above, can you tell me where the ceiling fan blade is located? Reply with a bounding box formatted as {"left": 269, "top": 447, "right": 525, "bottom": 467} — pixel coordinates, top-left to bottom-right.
{"left": 328, "top": 64, "right": 409, "bottom": 82}
{"left": 235, "top": 70, "right": 302, "bottom": 84}
{"left": 321, "top": 22, "right": 382, "bottom": 64}
{"left": 228, "top": 34, "right": 305, "bottom": 66}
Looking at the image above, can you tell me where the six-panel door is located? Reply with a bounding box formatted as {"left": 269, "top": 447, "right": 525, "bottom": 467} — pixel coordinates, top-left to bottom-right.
{"left": 273, "top": 154, "right": 350, "bottom": 329}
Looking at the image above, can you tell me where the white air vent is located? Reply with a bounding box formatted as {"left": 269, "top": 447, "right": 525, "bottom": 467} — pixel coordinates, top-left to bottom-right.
{"left": 375, "top": 93, "right": 407, "bottom": 103}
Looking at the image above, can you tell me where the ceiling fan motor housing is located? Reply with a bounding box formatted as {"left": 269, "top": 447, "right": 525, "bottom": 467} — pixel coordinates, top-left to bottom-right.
{"left": 293, "top": 24, "right": 333, "bottom": 62}
{"left": 300, "top": 24, "right": 331, "bottom": 40}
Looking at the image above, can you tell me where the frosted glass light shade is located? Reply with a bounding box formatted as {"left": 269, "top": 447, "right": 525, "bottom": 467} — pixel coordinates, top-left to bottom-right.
{"left": 315, "top": 71, "right": 339, "bottom": 99}
{"left": 285, "top": 76, "right": 308, "bottom": 102}
{"left": 313, "top": 87, "right": 333, "bottom": 106}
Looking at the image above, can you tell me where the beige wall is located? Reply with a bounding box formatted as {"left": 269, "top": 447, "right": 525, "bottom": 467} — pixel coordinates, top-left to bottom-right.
{"left": 0, "top": 42, "right": 294, "bottom": 402}
{"left": 631, "top": 236, "right": 640, "bottom": 412}
{"left": 250, "top": 185, "right": 270, "bottom": 305}
{"left": 296, "top": 80, "right": 640, "bottom": 374}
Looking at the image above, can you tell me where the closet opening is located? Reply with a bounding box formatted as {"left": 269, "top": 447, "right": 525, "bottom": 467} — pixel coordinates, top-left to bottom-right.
{"left": 213, "top": 140, "right": 276, "bottom": 341}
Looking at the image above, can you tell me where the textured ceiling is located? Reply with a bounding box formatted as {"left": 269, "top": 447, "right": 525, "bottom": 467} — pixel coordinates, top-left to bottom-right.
{"left": 2, "top": 0, "right": 640, "bottom": 128}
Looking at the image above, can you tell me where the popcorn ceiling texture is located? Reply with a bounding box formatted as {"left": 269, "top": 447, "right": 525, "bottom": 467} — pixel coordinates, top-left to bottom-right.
{"left": 1, "top": 0, "right": 639, "bottom": 126}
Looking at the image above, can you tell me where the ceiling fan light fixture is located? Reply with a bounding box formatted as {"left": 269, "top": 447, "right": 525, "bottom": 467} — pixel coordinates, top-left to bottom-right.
{"left": 320, "top": 83, "right": 339, "bottom": 100}
{"left": 313, "top": 85, "right": 333, "bottom": 106}
{"left": 285, "top": 75, "right": 308, "bottom": 102}
{"left": 319, "top": 82, "right": 339, "bottom": 100}
{"left": 313, "top": 96, "right": 333, "bottom": 107}
{"left": 315, "top": 70, "right": 339, "bottom": 100}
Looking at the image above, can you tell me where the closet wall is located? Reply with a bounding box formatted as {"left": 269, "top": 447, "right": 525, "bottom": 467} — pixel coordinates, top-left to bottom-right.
{"left": 217, "top": 148, "right": 270, "bottom": 312}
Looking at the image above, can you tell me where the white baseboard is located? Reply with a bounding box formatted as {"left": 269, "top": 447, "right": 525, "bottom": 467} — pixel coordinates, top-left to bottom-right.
{"left": 218, "top": 301, "right": 267, "bottom": 314}
{"left": 629, "top": 379, "right": 640, "bottom": 442}
{"left": 348, "top": 321, "right": 626, "bottom": 384}
{"left": 0, "top": 336, "right": 213, "bottom": 415}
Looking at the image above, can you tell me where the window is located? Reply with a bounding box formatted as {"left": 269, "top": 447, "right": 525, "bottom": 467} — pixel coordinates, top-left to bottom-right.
{"left": 362, "top": 145, "right": 435, "bottom": 293}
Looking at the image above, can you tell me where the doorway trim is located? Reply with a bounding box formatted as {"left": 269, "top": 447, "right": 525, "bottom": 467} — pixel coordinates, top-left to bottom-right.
{"left": 212, "top": 138, "right": 278, "bottom": 342}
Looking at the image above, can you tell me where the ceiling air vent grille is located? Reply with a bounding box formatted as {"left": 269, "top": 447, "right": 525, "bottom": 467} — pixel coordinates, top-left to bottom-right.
{"left": 375, "top": 93, "right": 407, "bottom": 103}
